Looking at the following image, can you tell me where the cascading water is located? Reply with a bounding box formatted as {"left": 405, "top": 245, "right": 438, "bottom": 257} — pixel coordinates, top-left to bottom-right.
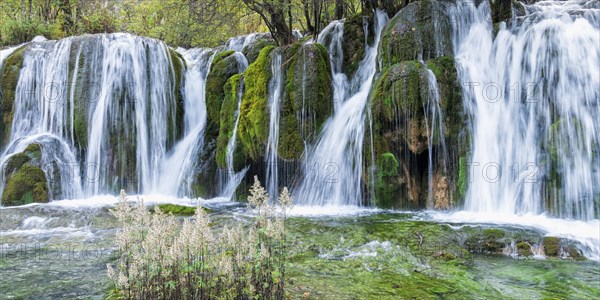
{"left": 295, "top": 10, "right": 388, "bottom": 206}
{"left": 265, "top": 51, "right": 284, "bottom": 198}
{"left": 0, "top": 33, "right": 187, "bottom": 200}
{"left": 83, "top": 34, "right": 181, "bottom": 195}
{"left": 317, "top": 20, "right": 348, "bottom": 111}
{"left": 423, "top": 66, "right": 447, "bottom": 209}
{"left": 448, "top": 0, "right": 599, "bottom": 220}
{"left": 221, "top": 79, "right": 248, "bottom": 198}
{"left": 0, "top": 38, "right": 84, "bottom": 200}
{"left": 156, "top": 48, "right": 214, "bottom": 196}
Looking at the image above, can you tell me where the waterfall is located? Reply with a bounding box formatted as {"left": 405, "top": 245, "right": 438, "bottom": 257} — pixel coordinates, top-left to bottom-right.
{"left": 83, "top": 34, "right": 180, "bottom": 195}
{"left": 156, "top": 48, "right": 214, "bottom": 196}
{"left": 448, "top": 1, "right": 599, "bottom": 220}
{"left": 0, "top": 33, "right": 188, "bottom": 200}
{"left": 0, "top": 38, "right": 84, "bottom": 200}
{"left": 423, "top": 66, "right": 447, "bottom": 209}
{"left": 317, "top": 20, "right": 347, "bottom": 110}
{"left": 295, "top": 10, "right": 389, "bottom": 206}
{"left": 221, "top": 79, "right": 248, "bottom": 198}
{"left": 265, "top": 51, "right": 284, "bottom": 198}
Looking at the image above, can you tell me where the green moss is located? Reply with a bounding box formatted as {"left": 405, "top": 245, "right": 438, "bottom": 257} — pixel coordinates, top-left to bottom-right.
{"left": 242, "top": 38, "right": 276, "bottom": 65}
{"left": 342, "top": 13, "right": 375, "bottom": 76}
{"left": 212, "top": 50, "right": 235, "bottom": 66}
{"left": 152, "top": 204, "right": 211, "bottom": 216}
{"left": 237, "top": 45, "right": 274, "bottom": 159}
{"left": 465, "top": 228, "right": 507, "bottom": 254}
{"left": 517, "top": 241, "right": 533, "bottom": 257}
{"left": 206, "top": 50, "right": 240, "bottom": 139}
{"left": 566, "top": 245, "right": 586, "bottom": 261}
{"left": 216, "top": 74, "right": 243, "bottom": 168}
{"left": 277, "top": 42, "right": 333, "bottom": 159}
{"left": 457, "top": 155, "right": 468, "bottom": 203}
{"left": 4, "top": 153, "right": 30, "bottom": 175}
{"left": 543, "top": 237, "right": 561, "bottom": 257}
{"left": 0, "top": 45, "right": 27, "bottom": 147}
{"left": 1, "top": 165, "right": 48, "bottom": 206}
{"left": 374, "top": 153, "right": 400, "bottom": 208}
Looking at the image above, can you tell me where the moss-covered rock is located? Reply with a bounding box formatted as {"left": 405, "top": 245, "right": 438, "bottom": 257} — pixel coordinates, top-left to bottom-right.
{"left": 237, "top": 46, "right": 274, "bottom": 160}
{"left": 342, "top": 13, "right": 375, "bottom": 77}
{"left": 542, "top": 237, "right": 561, "bottom": 257}
{"left": 216, "top": 74, "right": 245, "bottom": 169}
{"left": 489, "top": 0, "right": 512, "bottom": 24}
{"left": 0, "top": 45, "right": 27, "bottom": 147}
{"left": 1, "top": 164, "right": 48, "bottom": 206}
{"left": 206, "top": 50, "right": 242, "bottom": 138}
{"left": 151, "top": 204, "right": 212, "bottom": 216}
{"left": 374, "top": 152, "right": 400, "bottom": 208}
{"left": 464, "top": 228, "right": 507, "bottom": 254}
{"left": 378, "top": 0, "right": 453, "bottom": 68}
{"left": 516, "top": 241, "right": 533, "bottom": 257}
{"left": 280, "top": 42, "right": 333, "bottom": 159}
{"left": 242, "top": 35, "right": 276, "bottom": 65}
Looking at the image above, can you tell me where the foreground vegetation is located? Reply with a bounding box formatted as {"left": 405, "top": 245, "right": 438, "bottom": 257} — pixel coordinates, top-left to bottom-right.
{"left": 107, "top": 177, "right": 292, "bottom": 299}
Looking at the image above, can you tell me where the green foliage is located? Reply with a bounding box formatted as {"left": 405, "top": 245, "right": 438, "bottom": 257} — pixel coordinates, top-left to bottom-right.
{"left": 237, "top": 46, "right": 274, "bottom": 159}
{"left": 109, "top": 180, "right": 292, "bottom": 299}
{"left": 0, "top": 0, "right": 266, "bottom": 48}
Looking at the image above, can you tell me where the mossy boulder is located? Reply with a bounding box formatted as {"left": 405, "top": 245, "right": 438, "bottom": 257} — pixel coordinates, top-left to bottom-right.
{"left": 464, "top": 228, "right": 507, "bottom": 254}
{"left": 371, "top": 61, "right": 430, "bottom": 155}
{"left": 378, "top": 0, "right": 453, "bottom": 68}
{"left": 374, "top": 152, "right": 400, "bottom": 208}
{"left": 216, "top": 74, "right": 245, "bottom": 170}
{"left": 206, "top": 50, "right": 243, "bottom": 138}
{"left": 542, "top": 237, "right": 561, "bottom": 257}
{"left": 1, "top": 143, "right": 50, "bottom": 206}
{"left": 342, "top": 13, "right": 375, "bottom": 77}
{"left": 280, "top": 42, "right": 333, "bottom": 159}
{"left": 242, "top": 35, "right": 276, "bottom": 65}
{"left": 516, "top": 241, "right": 533, "bottom": 257}
{"left": 0, "top": 45, "right": 27, "bottom": 147}
{"left": 237, "top": 46, "right": 274, "bottom": 160}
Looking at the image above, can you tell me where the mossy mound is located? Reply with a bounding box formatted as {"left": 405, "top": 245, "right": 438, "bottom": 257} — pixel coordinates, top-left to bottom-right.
{"left": 378, "top": 0, "right": 453, "bottom": 68}
{"left": 1, "top": 145, "right": 49, "bottom": 206}
{"left": 464, "top": 228, "right": 507, "bottom": 254}
{"left": 151, "top": 204, "right": 212, "bottom": 216}
{"left": 216, "top": 74, "right": 245, "bottom": 169}
{"left": 516, "top": 241, "right": 533, "bottom": 257}
{"left": 371, "top": 61, "right": 429, "bottom": 155}
{"left": 543, "top": 236, "right": 561, "bottom": 256}
{"left": 280, "top": 42, "right": 333, "bottom": 159}
{"left": 237, "top": 46, "right": 274, "bottom": 160}
{"left": 342, "top": 13, "right": 375, "bottom": 77}
{"left": 0, "top": 44, "right": 27, "bottom": 147}
{"left": 206, "top": 50, "right": 242, "bottom": 138}
{"left": 242, "top": 35, "right": 276, "bottom": 65}
{"left": 374, "top": 152, "right": 400, "bottom": 208}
